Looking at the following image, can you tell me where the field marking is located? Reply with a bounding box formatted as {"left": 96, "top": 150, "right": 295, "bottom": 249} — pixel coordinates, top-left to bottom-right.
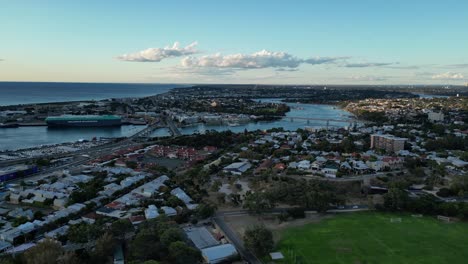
{"left": 364, "top": 229, "right": 395, "bottom": 255}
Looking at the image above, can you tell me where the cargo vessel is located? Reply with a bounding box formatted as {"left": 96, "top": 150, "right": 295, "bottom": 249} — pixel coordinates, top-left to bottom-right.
{"left": 45, "top": 115, "right": 122, "bottom": 127}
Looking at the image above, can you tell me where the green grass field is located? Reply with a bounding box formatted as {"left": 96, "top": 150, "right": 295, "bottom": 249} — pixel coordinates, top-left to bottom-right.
{"left": 274, "top": 212, "right": 468, "bottom": 264}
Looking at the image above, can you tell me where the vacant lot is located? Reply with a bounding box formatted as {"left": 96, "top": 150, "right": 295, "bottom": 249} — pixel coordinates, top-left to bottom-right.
{"left": 274, "top": 212, "right": 468, "bottom": 264}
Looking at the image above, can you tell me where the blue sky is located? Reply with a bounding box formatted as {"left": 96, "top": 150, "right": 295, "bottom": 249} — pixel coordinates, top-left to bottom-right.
{"left": 1, "top": 0, "right": 467, "bottom": 84}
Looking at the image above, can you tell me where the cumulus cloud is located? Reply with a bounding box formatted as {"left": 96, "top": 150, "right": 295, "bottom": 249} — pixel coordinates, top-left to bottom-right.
{"left": 117, "top": 42, "right": 198, "bottom": 62}
{"left": 343, "top": 62, "right": 394, "bottom": 68}
{"left": 181, "top": 50, "right": 346, "bottom": 70}
{"left": 431, "top": 72, "right": 465, "bottom": 80}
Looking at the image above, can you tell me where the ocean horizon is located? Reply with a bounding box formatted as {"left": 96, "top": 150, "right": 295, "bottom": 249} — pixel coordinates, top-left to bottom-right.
{"left": 0, "top": 82, "right": 188, "bottom": 106}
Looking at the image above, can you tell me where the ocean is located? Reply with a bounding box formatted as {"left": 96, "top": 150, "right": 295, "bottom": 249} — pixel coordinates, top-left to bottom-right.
{"left": 0, "top": 82, "right": 185, "bottom": 106}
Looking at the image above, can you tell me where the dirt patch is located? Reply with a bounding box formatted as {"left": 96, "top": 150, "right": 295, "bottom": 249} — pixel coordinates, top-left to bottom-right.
{"left": 223, "top": 213, "right": 333, "bottom": 243}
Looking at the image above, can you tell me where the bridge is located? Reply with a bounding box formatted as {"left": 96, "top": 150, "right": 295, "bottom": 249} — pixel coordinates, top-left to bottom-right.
{"left": 164, "top": 117, "right": 182, "bottom": 137}
{"left": 128, "top": 122, "right": 166, "bottom": 139}
{"left": 270, "top": 115, "right": 369, "bottom": 123}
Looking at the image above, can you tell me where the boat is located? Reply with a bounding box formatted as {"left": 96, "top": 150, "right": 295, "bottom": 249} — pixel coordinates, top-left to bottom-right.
{"left": 227, "top": 122, "right": 240, "bottom": 127}
{"left": 45, "top": 115, "right": 122, "bottom": 127}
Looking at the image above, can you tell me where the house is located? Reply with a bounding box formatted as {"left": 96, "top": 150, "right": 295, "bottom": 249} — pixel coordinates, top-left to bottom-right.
{"left": 0, "top": 241, "right": 12, "bottom": 253}
{"left": 297, "top": 160, "right": 311, "bottom": 170}
{"left": 184, "top": 226, "right": 219, "bottom": 249}
{"left": 171, "top": 188, "right": 198, "bottom": 210}
{"left": 254, "top": 159, "right": 273, "bottom": 174}
{"left": 223, "top": 162, "right": 252, "bottom": 175}
{"left": 321, "top": 163, "right": 339, "bottom": 178}
{"left": 366, "top": 160, "right": 385, "bottom": 171}
{"left": 288, "top": 161, "right": 298, "bottom": 169}
{"left": 201, "top": 244, "right": 238, "bottom": 264}
{"left": 144, "top": 205, "right": 160, "bottom": 219}
{"left": 382, "top": 157, "right": 403, "bottom": 169}
{"left": 273, "top": 163, "right": 286, "bottom": 171}
{"left": 161, "top": 206, "right": 177, "bottom": 216}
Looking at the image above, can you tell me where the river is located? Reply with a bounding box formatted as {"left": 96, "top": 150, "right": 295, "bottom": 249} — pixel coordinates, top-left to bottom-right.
{"left": 0, "top": 100, "right": 351, "bottom": 151}
{"left": 151, "top": 99, "right": 353, "bottom": 137}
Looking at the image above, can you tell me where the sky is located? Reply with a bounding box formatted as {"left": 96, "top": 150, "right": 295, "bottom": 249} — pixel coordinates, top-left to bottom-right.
{"left": 1, "top": 0, "right": 468, "bottom": 85}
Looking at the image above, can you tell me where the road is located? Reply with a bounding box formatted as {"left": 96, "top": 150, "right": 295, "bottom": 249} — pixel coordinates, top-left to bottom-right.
{"left": 164, "top": 117, "right": 181, "bottom": 137}
{"left": 284, "top": 172, "right": 387, "bottom": 182}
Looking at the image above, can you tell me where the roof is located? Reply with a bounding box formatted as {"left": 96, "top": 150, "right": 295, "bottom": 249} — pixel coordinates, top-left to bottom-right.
{"left": 371, "top": 134, "right": 407, "bottom": 141}
{"left": 223, "top": 162, "right": 252, "bottom": 172}
{"left": 0, "top": 241, "right": 12, "bottom": 252}
{"left": 184, "top": 226, "right": 219, "bottom": 249}
{"left": 270, "top": 252, "right": 285, "bottom": 260}
{"left": 201, "top": 244, "right": 238, "bottom": 264}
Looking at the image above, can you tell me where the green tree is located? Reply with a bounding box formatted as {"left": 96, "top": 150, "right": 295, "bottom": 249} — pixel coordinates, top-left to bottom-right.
{"left": 160, "top": 228, "right": 184, "bottom": 248}
{"left": 91, "top": 233, "right": 115, "bottom": 264}
{"left": 24, "top": 239, "right": 63, "bottom": 264}
{"left": 168, "top": 241, "right": 202, "bottom": 264}
{"left": 383, "top": 187, "right": 409, "bottom": 211}
{"left": 195, "top": 203, "right": 217, "bottom": 219}
{"left": 243, "top": 225, "right": 274, "bottom": 257}
{"left": 129, "top": 230, "right": 162, "bottom": 261}
{"left": 126, "top": 161, "right": 138, "bottom": 169}
{"left": 243, "top": 192, "right": 275, "bottom": 214}
{"left": 110, "top": 219, "right": 134, "bottom": 240}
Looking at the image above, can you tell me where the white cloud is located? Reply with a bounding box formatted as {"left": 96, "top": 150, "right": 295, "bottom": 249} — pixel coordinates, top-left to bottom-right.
{"left": 275, "top": 68, "right": 299, "bottom": 72}
{"left": 344, "top": 62, "right": 394, "bottom": 68}
{"left": 431, "top": 72, "right": 464, "bottom": 80}
{"left": 117, "top": 42, "right": 198, "bottom": 62}
{"left": 349, "top": 75, "right": 388, "bottom": 81}
{"left": 181, "top": 50, "right": 346, "bottom": 70}
{"left": 444, "top": 64, "right": 468, "bottom": 69}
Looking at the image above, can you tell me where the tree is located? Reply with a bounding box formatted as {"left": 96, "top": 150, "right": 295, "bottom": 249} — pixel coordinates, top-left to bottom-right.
{"left": 160, "top": 228, "right": 185, "bottom": 248}
{"left": 92, "top": 233, "right": 115, "bottom": 264}
{"left": 33, "top": 211, "right": 44, "bottom": 220}
{"left": 243, "top": 225, "right": 274, "bottom": 257}
{"left": 126, "top": 161, "right": 138, "bottom": 169}
{"left": 195, "top": 203, "right": 217, "bottom": 219}
{"left": 167, "top": 196, "right": 184, "bottom": 207}
{"left": 24, "top": 239, "right": 63, "bottom": 264}
{"left": 57, "top": 252, "right": 80, "bottom": 264}
{"left": 168, "top": 241, "right": 202, "bottom": 264}
{"left": 243, "top": 192, "right": 275, "bottom": 214}
{"left": 383, "top": 187, "right": 409, "bottom": 211}
{"left": 110, "top": 219, "right": 134, "bottom": 239}
{"left": 68, "top": 223, "right": 102, "bottom": 243}
{"left": 129, "top": 229, "right": 162, "bottom": 261}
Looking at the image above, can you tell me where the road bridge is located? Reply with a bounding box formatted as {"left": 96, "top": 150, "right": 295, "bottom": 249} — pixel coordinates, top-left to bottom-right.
{"left": 164, "top": 117, "right": 182, "bottom": 137}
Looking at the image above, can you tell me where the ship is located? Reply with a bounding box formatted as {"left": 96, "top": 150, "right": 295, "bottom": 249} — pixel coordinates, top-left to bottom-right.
{"left": 227, "top": 122, "right": 240, "bottom": 127}
{"left": 45, "top": 115, "right": 122, "bottom": 127}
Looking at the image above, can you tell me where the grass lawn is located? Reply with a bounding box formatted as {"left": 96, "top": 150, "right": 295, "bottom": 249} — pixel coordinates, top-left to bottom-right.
{"left": 274, "top": 212, "right": 468, "bottom": 264}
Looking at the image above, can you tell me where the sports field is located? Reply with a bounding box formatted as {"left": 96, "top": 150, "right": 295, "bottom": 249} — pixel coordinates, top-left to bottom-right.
{"left": 274, "top": 212, "right": 468, "bottom": 264}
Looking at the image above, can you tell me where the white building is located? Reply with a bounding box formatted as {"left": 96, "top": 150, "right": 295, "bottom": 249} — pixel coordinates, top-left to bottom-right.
{"left": 223, "top": 162, "right": 252, "bottom": 175}
{"left": 428, "top": 111, "right": 444, "bottom": 122}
